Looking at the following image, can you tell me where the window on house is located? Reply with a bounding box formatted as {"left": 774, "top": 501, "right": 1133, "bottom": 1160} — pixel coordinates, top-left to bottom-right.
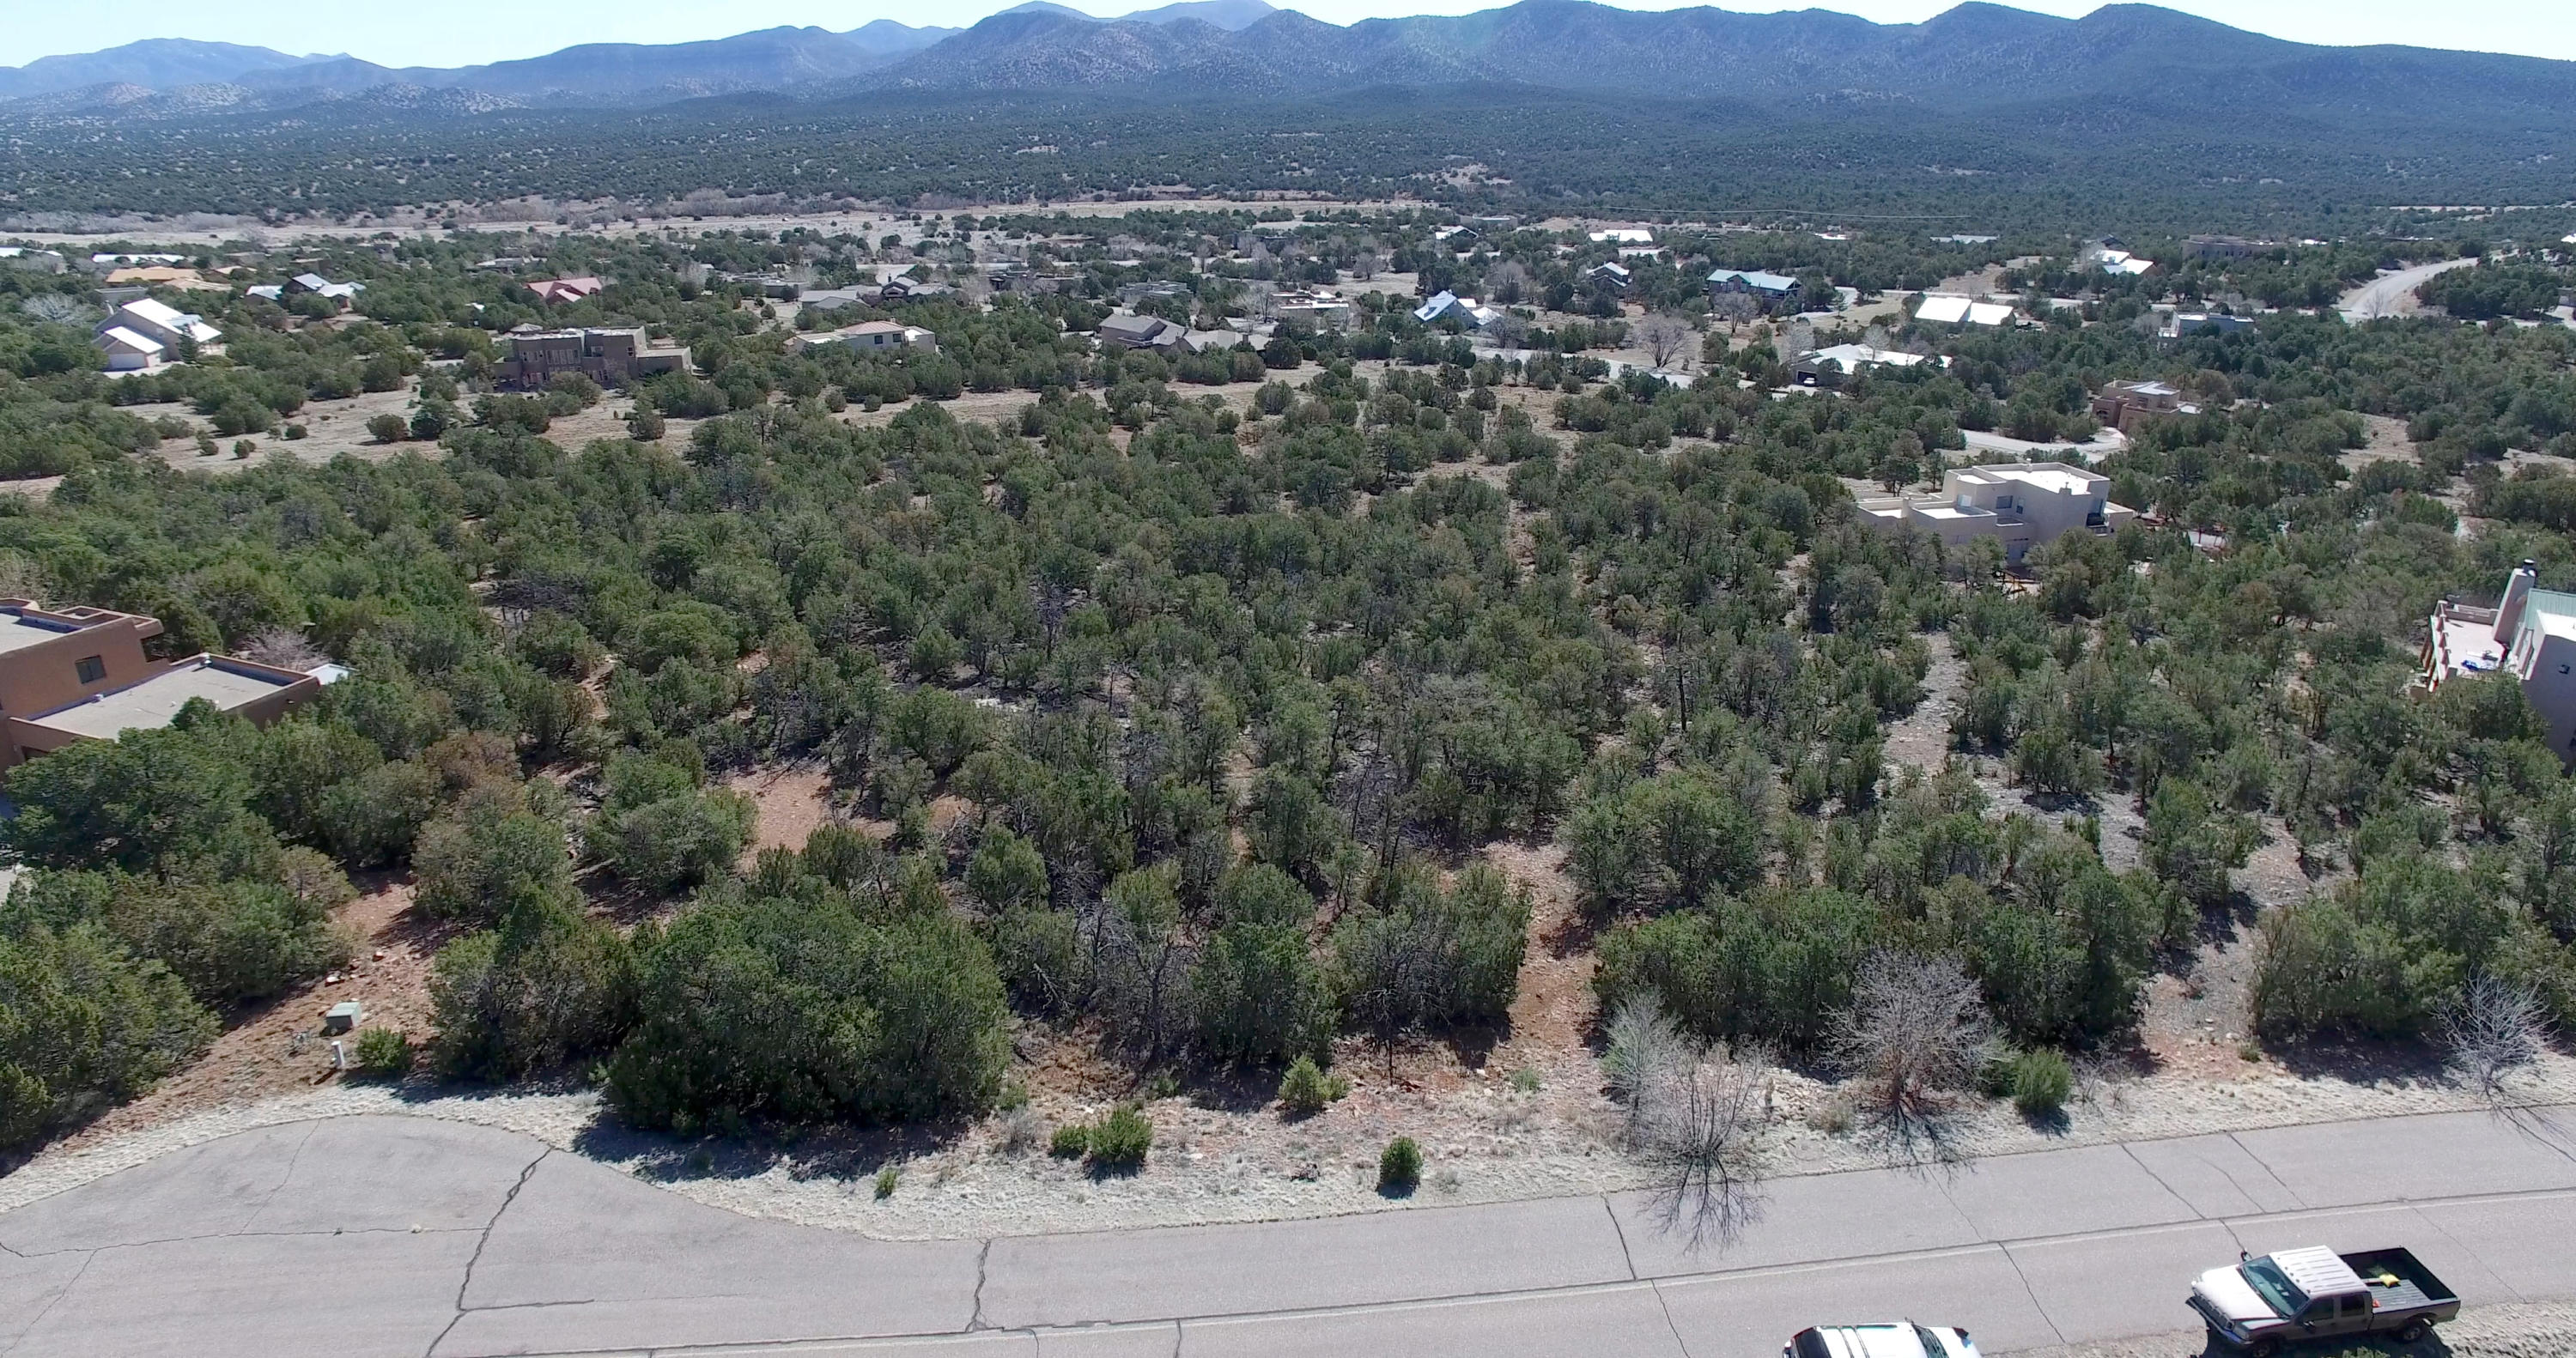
{"left": 75, "top": 655, "right": 105, "bottom": 684}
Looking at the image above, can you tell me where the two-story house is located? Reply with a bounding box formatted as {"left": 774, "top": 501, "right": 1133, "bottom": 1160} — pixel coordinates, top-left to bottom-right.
{"left": 1854, "top": 462, "right": 2137, "bottom": 562}
{"left": 0, "top": 602, "right": 326, "bottom": 768}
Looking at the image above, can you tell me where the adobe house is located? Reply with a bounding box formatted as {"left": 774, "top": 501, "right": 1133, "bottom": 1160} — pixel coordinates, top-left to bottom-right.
{"left": 0, "top": 601, "right": 328, "bottom": 768}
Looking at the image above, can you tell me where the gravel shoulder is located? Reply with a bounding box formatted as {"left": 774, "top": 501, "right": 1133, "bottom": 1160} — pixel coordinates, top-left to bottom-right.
{"left": 8, "top": 1043, "right": 2569, "bottom": 1243}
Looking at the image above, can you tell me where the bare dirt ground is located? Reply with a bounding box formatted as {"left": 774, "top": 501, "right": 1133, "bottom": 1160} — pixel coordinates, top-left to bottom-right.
{"left": 726, "top": 763, "right": 835, "bottom": 859}
{"left": 41, "top": 876, "right": 459, "bottom": 1156}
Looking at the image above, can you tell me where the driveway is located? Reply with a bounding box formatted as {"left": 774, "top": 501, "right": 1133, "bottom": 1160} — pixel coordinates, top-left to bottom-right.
{"left": 3, "top": 1108, "right": 2574, "bottom": 1356}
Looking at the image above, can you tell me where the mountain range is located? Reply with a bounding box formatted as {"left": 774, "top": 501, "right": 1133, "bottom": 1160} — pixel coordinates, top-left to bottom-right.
{"left": 3, "top": 0, "right": 2573, "bottom": 133}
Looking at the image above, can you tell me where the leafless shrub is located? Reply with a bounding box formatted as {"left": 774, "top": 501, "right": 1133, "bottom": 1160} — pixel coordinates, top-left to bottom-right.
{"left": 2443, "top": 974, "right": 2551, "bottom": 1101}
{"left": 1829, "top": 952, "right": 1992, "bottom": 1162}
{"left": 994, "top": 1105, "right": 1046, "bottom": 1157}
{"left": 238, "top": 627, "right": 325, "bottom": 672}
{"left": 1603, "top": 995, "right": 1692, "bottom": 1130}
{"left": 1636, "top": 313, "right": 1694, "bottom": 370}
{"left": 21, "top": 294, "right": 93, "bottom": 326}
{"left": 1634, "top": 1045, "right": 1773, "bottom": 1251}
{"left": 1605, "top": 995, "right": 1771, "bottom": 1249}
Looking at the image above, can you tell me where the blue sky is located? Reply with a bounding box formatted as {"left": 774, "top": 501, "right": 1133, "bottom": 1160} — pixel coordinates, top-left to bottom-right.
{"left": 8, "top": 0, "right": 2573, "bottom": 69}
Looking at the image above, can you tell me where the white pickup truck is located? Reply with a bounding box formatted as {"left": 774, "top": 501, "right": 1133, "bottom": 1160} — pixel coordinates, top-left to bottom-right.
{"left": 2190, "top": 1246, "right": 2459, "bottom": 1355}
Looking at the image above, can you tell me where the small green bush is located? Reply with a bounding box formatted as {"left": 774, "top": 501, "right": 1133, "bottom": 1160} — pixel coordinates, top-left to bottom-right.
{"left": 352, "top": 1027, "right": 413, "bottom": 1077}
{"left": 1378, "top": 1136, "right": 1423, "bottom": 1194}
{"left": 873, "top": 1167, "right": 900, "bottom": 1199}
{"left": 2010, "top": 1048, "right": 2075, "bottom": 1119}
{"left": 1049, "top": 1123, "right": 1091, "bottom": 1158}
{"left": 1086, "top": 1104, "right": 1153, "bottom": 1170}
{"left": 1278, "top": 1055, "right": 1349, "bottom": 1115}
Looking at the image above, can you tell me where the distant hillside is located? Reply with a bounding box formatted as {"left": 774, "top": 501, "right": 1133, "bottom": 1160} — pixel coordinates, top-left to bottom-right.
{"left": 11, "top": 0, "right": 2574, "bottom": 124}
{"left": 6, "top": 0, "right": 2576, "bottom": 230}
{"left": 842, "top": 20, "right": 964, "bottom": 60}
{"left": 860, "top": 0, "right": 2576, "bottom": 131}
{"left": 0, "top": 38, "right": 331, "bottom": 100}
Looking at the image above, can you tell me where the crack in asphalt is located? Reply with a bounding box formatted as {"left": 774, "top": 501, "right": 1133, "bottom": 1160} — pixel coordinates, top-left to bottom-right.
{"left": 425, "top": 1147, "right": 551, "bottom": 1358}
{"left": 1600, "top": 1194, "right": 1639, "bottom": 1281}
{"left": 2190, "top": 1143, "right": 2277, "bottom": 1215}
{"left": 242, "top": 1121, "right": 320, "bottom": 1234}
{"left": 0, "top": 1246, "right": 92, "bottom": 1357}
{"left": 2224, "top": 1131, "right": 2308, "bottom": 1210}
{"left": 1648, "top": 1279, "right": 1693, "bottom": 1358}
{"left": 2119, "top": 1142, "right": 2202, "bottom": 1218}
{"left": 966, "top": 1236, "right": 993, "bottom": 1331}
{"left": 1997, "top": 1242, "right": 2067, "bottom": 1345}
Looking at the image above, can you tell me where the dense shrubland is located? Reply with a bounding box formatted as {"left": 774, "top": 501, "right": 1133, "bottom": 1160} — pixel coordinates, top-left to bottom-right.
{"left": 8, "top": 227, "right": 2576, "bottom": 1154}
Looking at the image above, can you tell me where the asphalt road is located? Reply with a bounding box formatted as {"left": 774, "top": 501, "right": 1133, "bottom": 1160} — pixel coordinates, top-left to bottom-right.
{"left": 2338, "top": 258, "right": 2478, "bottom": 323}
{"left": 4, "top": 1107, "right": 2575, "bottom": 1357}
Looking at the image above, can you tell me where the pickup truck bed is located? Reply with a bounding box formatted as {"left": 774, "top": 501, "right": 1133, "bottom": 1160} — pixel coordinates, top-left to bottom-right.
{"left": 2344, "top": 1249, "right": 2456, "bottom": 1316}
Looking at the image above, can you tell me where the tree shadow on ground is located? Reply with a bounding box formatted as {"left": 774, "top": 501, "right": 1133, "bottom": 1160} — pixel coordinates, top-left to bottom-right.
{"left": 564, "top": 1107, "right": 975, "bottom": 1187}
{"left": 2261, "top": 1032, "right": 2452, "bottom": 1086}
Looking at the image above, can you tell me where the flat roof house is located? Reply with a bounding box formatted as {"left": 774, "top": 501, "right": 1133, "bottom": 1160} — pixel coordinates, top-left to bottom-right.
{"left": 2161, "top": 312, "right": 2258, "bottom": 342}
{"left": 2422, "top": 561, "right": 2576, "bottom": 762}
{"left": 1854, "top": 462, "right": 2137, "bottom": 562}
{"left": 2091, "top": 379, "right": 2197, "bottom": 433}
{"left": 0, "top": 601, "right": 325, "bottom": 767}
{"left": 495, "top": 327, "right": 690, "bottom": 389}
{"left": 1793, "top": 343, "right": 1934, "bottom": 389}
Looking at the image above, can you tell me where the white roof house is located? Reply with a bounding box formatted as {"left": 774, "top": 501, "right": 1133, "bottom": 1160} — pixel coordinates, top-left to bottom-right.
{"left": 2091, "top": 247, "right": 2156, "bottom": 276}
{"left": 94, "top": 326, "right": 167, "bottom": 372}
{"left": 91, "top": 252, "right": 183, "bottom": 267}
{"left": 99, "top": 298, "right": 220, "bottom": 350}
{"left": 1914, "top": 294, "right": 2016, "bottom": 327}
{"left": 1588, "top": 228, "right": 1655, "bottom": 245}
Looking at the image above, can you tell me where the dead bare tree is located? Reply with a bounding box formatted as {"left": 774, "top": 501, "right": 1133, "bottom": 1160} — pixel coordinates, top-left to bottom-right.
{"left": 2442, "top": 974, "right": 2551, "bottom": 1102}
{"left": 1828, "top": 952, "right": 1991, "bottom": 1162}
{"left": 1636, "top": 313, "right": 1694, "bottom": 370}
{"left": 238, "top": 627, "right": 325, "bottom": 672}
{"left": 1605, "top": 996, "right": 1771, "bottom": 1250}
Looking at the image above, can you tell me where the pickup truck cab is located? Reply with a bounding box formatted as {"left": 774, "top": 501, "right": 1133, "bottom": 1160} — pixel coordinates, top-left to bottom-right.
{"left": 2190, "top": 1246, "right": 2459, "bottom": 1355}
{"left": 1784, "top": 1323, "right": 1978, "bottom": 1358}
